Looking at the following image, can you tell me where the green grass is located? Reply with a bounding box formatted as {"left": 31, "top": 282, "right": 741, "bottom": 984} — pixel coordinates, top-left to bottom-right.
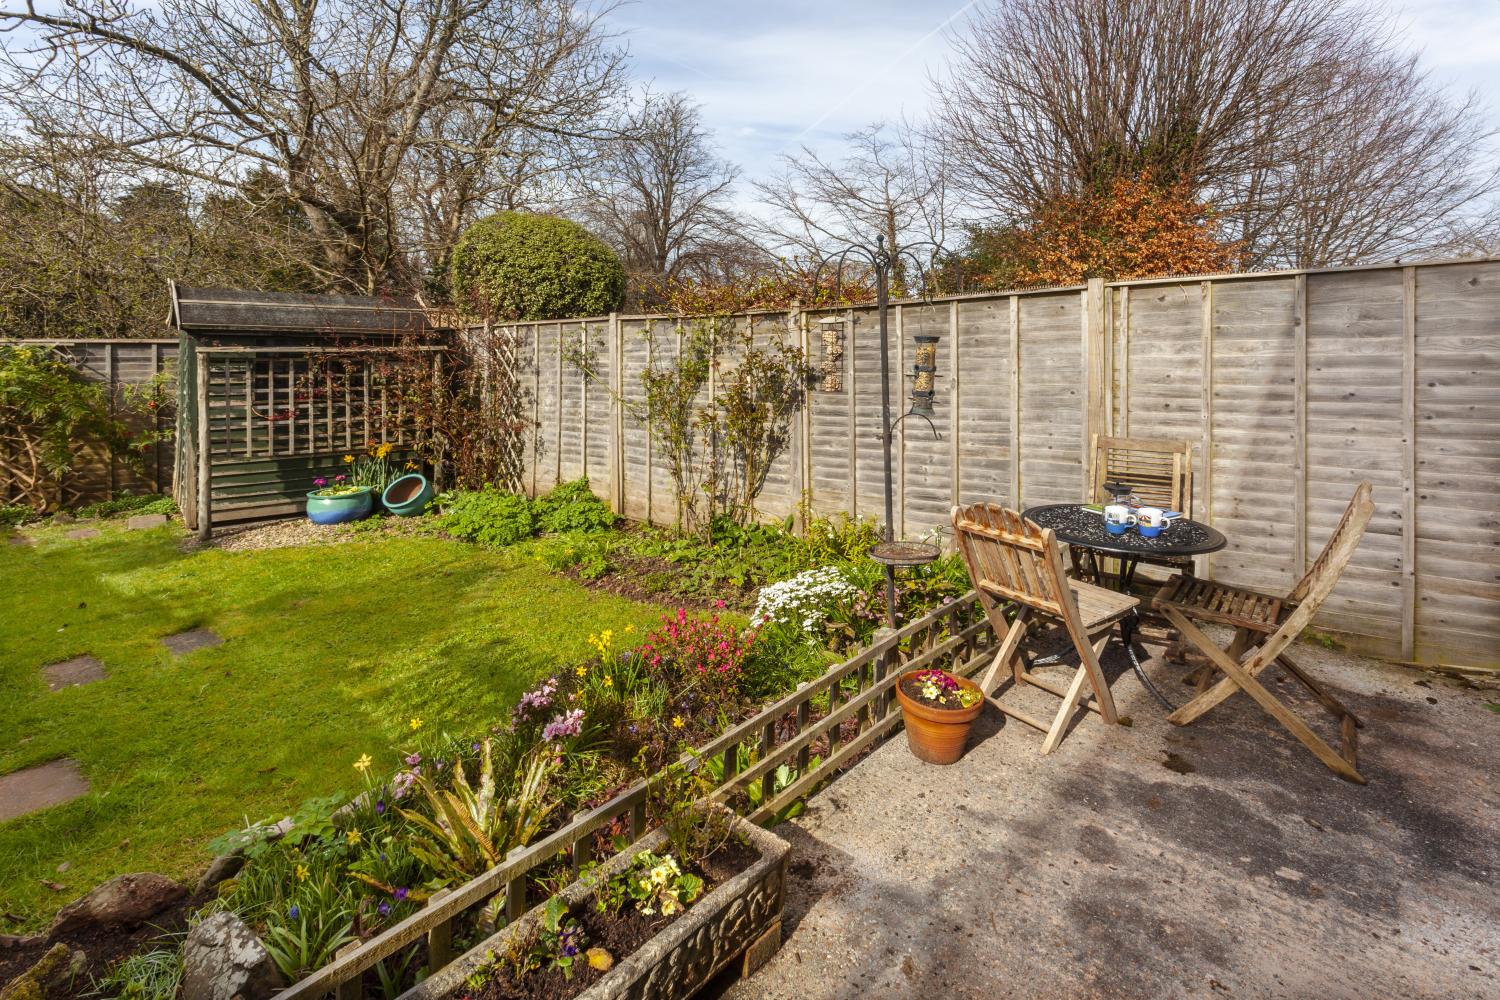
{"left": 0, "top": 520, "right": 666, "bottom": 930}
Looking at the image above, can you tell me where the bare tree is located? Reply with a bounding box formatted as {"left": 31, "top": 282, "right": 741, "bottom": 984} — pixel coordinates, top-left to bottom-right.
{"left": 575, "top": 90, "right": 746, "bottom": 301}
{"left": 931, "top": 0, "right": 1500, "bottom": 268}
{"left": 753, "top": 120, "right": 952, "bottom": 287}
{"left": 0, "top": 0, "right": 627, "bottom": 293}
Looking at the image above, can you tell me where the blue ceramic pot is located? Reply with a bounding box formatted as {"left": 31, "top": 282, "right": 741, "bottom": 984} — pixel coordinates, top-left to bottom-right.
{"left": 306, "top": 487, "right": 374, "bottom": 525}
{"left": 381, "top": 474, "right": 432, "bottom": 517}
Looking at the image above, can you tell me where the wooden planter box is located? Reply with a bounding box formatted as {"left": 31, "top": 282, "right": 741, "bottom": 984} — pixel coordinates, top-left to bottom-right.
{"left": 398, "top": 817, "right": 789, "bottom": 1000}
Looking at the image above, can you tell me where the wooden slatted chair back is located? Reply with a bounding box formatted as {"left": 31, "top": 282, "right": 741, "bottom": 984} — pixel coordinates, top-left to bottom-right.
{"left": 1251, "top": 482, "right": 1375, "bottom": 671}
{"left": 1288, "top": 481, "right": 1374, "bottom": 606}
{"left": 1090, "top": 434, "right": 1194, "bottom": 517}
{"left": 952, "top": 502, "right": 1082, "bottom": 632}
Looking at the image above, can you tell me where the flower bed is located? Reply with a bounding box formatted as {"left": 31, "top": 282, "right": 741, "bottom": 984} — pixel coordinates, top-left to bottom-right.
{"left": 400, "top": 812, "right": 788, "bottom": 1000}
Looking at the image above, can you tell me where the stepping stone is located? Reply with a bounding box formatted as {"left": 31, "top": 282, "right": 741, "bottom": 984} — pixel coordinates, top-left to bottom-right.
{"left": 162, "top": 628, "right": 222, "bottom": 655}
{"left": 43, "top": 655, "right": 108, "bottom": 691}
{"left": 126, "top": 514, "right": 169, "bottom": 530}
{"left": 0, "top": 759, "right": 89, "bottom": 822}
{"left": 7, "top": 534, "right": 31, "bottom": 546}
{"left": 65, "top": 528, "right": 100, "bottom": 540}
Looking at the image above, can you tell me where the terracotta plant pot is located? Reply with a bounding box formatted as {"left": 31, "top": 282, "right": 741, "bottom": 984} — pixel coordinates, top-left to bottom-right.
{"left": 895, "top": 670, "right": 984, "bottom": 765}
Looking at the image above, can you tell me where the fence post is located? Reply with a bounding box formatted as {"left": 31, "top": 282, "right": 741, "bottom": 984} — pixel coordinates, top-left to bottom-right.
{"left": 610, "top": 312, "right": 624, "bottom": 515}
{"left": 1084, "top": 278, "right": 1108, "bottom": 495}
{"left": 426, "top": 888, "right": 453, "bottom": 971}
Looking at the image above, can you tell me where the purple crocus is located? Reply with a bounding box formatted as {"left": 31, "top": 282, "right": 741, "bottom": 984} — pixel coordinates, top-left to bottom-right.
{"left": 378, "top": 901, "right": 391, "bottom": 917}
{"left": 393, "top": 886, "right": 409, "bottom": 902}
{"left": 375, "top": 799, "right": 385, "bottom": 815}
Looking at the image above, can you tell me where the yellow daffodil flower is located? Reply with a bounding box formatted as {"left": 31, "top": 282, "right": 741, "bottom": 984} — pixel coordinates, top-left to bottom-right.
{"left": 409, "top": 717, "right": 423, "bottom": 732}
{"left": 354, "top": 753, "right": 373, "bottom": 772}
{"left": 576, "top": 666, "right": 588, "bottom": 677}
{"left": 603, "top": 676, "right": 613, "bottom": 688}
{"left": 342, "top": 454, "right": 354, "bottom": 464}
{"left": 671, "top": 715, "right": 684, "bottom": 729}
{"left": 347, "top": 829, "right": 362, "bottom": 845}
{"left": 295, "top": 864, "right": 309, "bottom": 882}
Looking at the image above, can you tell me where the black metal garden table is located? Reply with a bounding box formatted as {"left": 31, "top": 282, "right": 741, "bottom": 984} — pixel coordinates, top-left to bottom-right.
{"left": 1021, "top": 503, "right": 1228, "bottom": 710}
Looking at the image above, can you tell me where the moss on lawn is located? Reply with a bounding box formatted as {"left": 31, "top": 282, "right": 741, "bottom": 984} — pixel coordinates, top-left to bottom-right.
{"left": 0, "top": 520, "right": 665, "bottom": 930}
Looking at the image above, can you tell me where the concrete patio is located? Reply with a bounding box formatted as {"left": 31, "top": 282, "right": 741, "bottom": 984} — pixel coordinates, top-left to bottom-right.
{"left": 719, "top": 640, "right": 1500, "bottom": 1000}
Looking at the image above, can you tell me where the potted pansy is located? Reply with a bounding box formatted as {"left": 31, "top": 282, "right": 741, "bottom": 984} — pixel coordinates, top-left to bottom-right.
{"left": 895, "top": 667, "right": 984, "bottom": 764}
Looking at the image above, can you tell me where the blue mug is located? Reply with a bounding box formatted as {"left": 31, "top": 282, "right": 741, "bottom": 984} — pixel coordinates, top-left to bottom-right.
{"left": 1137, "top": 507, "right": 1180, "bottom": 538}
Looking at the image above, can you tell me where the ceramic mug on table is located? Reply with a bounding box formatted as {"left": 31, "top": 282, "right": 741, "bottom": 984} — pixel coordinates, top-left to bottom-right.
{"left": 1137, "top": 507, "right": 1180, "bottom": 538}
{"left": 1104, "top": 504, "right": 1137, "bottom": 535}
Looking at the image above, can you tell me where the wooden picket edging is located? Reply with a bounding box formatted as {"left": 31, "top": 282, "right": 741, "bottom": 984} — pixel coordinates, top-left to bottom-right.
{"left": 276, "top": 592, "right": 996, "bottom": 999}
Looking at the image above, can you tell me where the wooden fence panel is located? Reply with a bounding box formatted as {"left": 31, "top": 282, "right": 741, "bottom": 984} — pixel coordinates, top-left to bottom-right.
{"left": 806, "top": 309, "right": 854, "bottom": 519}
{"left": 1412, "top": 262, "right": 1500, "bottom": 663}
{"left": 955, "top": 296, "right": 1012, "bottom": 508}
{"left": 1305, "top": 269, "right": 1407, "bottom": 649}
{"left": 1017, "top": 290, "right": 1085, "bottom": 507}
{"left": 898, "top": 302, "right": 953, "bottom": 539}
{"left": 851, "top": 307, "right": 888, "bottom": 524}
{"left": 1207, "top": 277, "right": 1299, "bottom": 592}
{"left": 618, "top": 319, "right": 654, "bottom": 523}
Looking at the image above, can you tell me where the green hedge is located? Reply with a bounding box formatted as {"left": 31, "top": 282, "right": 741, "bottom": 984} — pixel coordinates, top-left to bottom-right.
{"left": 450, "top": 213, "right": 625, "bottom": 320}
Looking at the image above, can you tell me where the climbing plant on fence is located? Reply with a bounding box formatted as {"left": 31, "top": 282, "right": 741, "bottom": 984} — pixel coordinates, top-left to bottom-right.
{"left": 0, "top": 345, "right": 134, "bottom": 511}
{"left": 570, "top": 316, "right": 812, "bottom": 537}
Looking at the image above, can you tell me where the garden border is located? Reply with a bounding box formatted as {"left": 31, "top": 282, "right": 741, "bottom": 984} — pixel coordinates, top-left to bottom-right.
{"left": 275, "top": 591, "right": 996, "bottom": 999}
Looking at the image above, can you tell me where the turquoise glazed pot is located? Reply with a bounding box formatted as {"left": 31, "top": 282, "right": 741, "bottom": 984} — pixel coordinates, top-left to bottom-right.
{"left": 306, "top": 487, "right": 374, "bottom": 525}
{"left": 381, "top": 474, "right": 432, "bottom": 517}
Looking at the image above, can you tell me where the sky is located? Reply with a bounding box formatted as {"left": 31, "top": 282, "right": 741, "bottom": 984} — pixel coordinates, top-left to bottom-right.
{"left": 607, "top": 0, "right": 1500, "bottom": 211}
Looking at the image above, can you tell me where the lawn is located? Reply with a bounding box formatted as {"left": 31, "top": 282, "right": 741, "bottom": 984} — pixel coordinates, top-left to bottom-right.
{"left": 0, "top": 519, "right": 667, "bottom": 931}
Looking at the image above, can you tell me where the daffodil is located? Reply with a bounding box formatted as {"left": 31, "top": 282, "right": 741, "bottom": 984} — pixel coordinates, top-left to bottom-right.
{"left": 342, "top": 454, "right": 354, "bottom": 464}
{"left": 575, "top": 665, "right": 588, "bottom": 677}
{"left": 354, "top": 753, "right": 373, "bottom": 772}
{"left": 375, "top": 442, "right": 394, "bottom": 459}
{"left": 295, "top": 864, "right": 309, "bottom": 882}
{"left": 603, "top": 676, "right": 613, "bottom": 688}
{"left": 347, "top": 829, "right": 362, "bottom": 845}
{"left": 671, "top": 715, "right": 684, "bottom": 729}
{"left": 624, "top": 624, "right": 635, "bottom": 633}
{"left": 409, "top": 717, "right": 423, "bottom": 732}
{"left": 405, "top": 461, "right": 418, "bottom": 471}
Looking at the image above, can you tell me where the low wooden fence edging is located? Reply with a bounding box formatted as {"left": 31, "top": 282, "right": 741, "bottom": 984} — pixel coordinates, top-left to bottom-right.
{"left": 276, "top": 592, "right": 996, "bottom": 999}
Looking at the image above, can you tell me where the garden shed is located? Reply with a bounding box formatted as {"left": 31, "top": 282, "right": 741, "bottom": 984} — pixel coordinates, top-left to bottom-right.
{"left": 168, "top": 283, "right": 449, "bottom": 538}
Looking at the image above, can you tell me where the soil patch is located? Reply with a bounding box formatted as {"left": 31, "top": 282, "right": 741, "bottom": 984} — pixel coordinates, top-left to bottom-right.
{"left": 42, "top": 655, "right": 108, "bottom": 691}
{"left": 64, "top": 528, "right": 100, "bottom": 540}
{"left": 0, "top": 760, "right": 89, "bottom": 823}
{"left": 161, "top": 628, "right": 222, "bottom": 656}
{"left": 561, "top": 553, "right": 752, "bottom": 612}
{"left": 470, "top": 838, "right": 758, "bottom": 1000}
{"left": 125, "top": 514, "right": 170, "bottom": 530}
{"left": 0, "top": 887, "right": 214, "bottom": 993}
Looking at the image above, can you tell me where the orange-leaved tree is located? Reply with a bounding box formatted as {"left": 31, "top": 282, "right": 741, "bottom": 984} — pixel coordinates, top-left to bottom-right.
{"left": 968, "top": 171, "right": 1242, "bottom": 287}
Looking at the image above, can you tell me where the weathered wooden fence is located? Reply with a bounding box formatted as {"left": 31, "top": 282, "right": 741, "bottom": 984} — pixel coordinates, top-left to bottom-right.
{"left": 1, "top": 339, "right": 177, "bottom": 507}
{"left": 278, "top": 593, "right": 994, "bottom": 999}
{"left": 485, "top": 256, "right": 1500, "bottom": 669}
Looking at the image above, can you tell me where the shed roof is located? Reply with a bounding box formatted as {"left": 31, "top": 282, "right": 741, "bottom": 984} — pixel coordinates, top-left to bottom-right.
{"left": 167, "top": 283, "right": 439, "bottom": 337}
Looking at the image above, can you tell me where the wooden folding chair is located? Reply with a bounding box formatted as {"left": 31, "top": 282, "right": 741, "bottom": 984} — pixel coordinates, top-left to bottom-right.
{"left": 1151, "top": 482, "right": 1375, "bottom": 782}
{"left": 953, "top": 503, "right": 1138, "bottom": 754}
{"left": 1080, "top": 433, "right": 1196, "bottom": 582}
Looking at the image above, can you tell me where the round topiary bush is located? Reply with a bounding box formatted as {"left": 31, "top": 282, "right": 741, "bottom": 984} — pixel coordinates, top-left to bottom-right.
{"left": 450, "top": 212, "right": 626, "bottom": 320}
